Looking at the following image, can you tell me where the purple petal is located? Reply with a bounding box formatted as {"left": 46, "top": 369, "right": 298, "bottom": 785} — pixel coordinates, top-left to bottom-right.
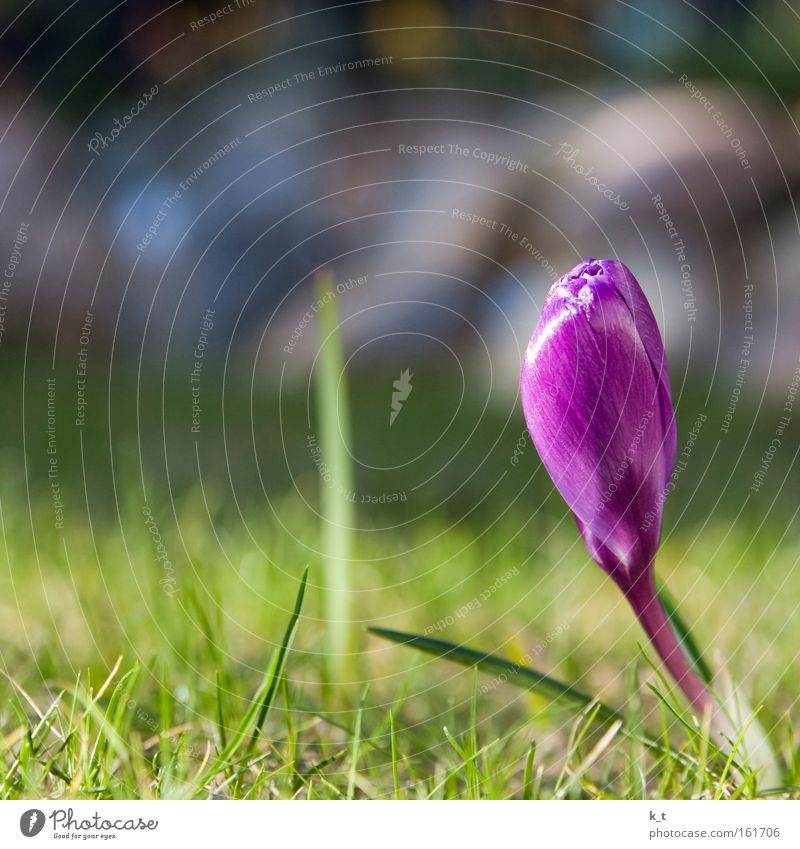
{"left": 520, "top": 259, "right": 676, "bottom": 584}
{"left": 597, "top": 259, "right": 677, "bottom": 483}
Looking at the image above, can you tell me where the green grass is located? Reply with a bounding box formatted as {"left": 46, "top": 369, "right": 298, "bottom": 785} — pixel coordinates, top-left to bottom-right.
{"left": 0, "top": 472, "right": 798, "bottom": 799}
{"left": 313, "top": 271, "right": 356, "bottom": 687}
{"left": 0, "top": 357, "right": 798, "bottom": 798}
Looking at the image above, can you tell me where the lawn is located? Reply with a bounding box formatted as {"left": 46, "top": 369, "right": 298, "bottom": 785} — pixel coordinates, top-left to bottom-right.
{"left": 0, "top": 358, "right": 798, "bottom": 799}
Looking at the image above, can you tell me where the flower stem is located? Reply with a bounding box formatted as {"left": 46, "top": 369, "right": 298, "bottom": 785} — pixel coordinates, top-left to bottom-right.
{"left": 623, "top": 570, "right": 714, "bottom": 715}
{"left": 621, "top": 572, "right": 781, "bottom": 785}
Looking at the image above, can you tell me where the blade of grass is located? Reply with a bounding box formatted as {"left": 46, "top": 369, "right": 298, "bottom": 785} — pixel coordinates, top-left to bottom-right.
{"left": 389, "top": 710, "right": 400, "bottom": 798}
{"left": 1, "top": 695, "right": 64, "bottom": 796}
{"left": 97, "top": 665, "right": 140, "bottom": 782}
{"left": 554, "top": 700, "right": 605, "bottom": 797}
{"left": 184, "top": 584, "right": 223, "bottom": 668}
{"left": 425, "top": 736, "right": 501, "bottom": 800}
{"left": 69, "top": 691, "right": 131, "bottom": 771}
{"left": 282, "top": 676, "right": 301, "bottom": 792}
{"left": 245, "top": 567, "right": 309, "bottom": 758}
{"left": 347, "top": 685, "right": 369, "bottom": 799}
{"left": 214, "top": 670, "right": 228, "bottom": 752}
{"left": 299, "top": 748, "right": 347, "bottom": 780}
{"left": 369, "top": 627, "right": 701, "bottom": 775}
{"left": 468, "top": 671, "right": 480, "bottom": 797}
{"left": 191, "top": 570, "right": 310, "bottom": 795}
{"left": 315, "top": 271, "right": 355, "bottom": 686}
{"left": 555, "top": 715, "right": 623, "bottom": 799}
{"left": 159, "top": 664, "right": 173, "bottom": 777}
{"left": 522, "top": 741, "right": 536, "bottom": 800}
{"left": 368, "top": 626, "right": 621, "bottom": 723}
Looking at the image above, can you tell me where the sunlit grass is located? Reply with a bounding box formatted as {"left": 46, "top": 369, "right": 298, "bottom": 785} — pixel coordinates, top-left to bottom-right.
{"left": 0, "top": 353, "right": 797, "bottom": 799}
{"left": 0, "top": 480, "right": 797, "bottom": 799}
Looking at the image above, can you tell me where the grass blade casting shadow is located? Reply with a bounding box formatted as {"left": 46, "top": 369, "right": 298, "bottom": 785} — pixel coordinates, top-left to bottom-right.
{"left": 368, "top": 627, "right": 622, "bottom": 724}
{"left": 367, "top": 574, "right": 716, "bottom": 725}
{"left": 367, "top": 627, "right": 739, "bottom": 774}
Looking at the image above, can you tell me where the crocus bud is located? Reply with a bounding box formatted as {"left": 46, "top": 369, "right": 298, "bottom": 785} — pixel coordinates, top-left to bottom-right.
{"left": 520, "top": 258, "right": 711, "bottom": 712}
{"left": 520, "top": 258, "right": 675, "bottom": 583}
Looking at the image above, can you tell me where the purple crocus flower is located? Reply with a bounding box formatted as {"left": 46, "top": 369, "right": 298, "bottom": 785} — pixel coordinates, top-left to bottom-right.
{"left": 520, "top": 258, "right": 712, "bottom": 712}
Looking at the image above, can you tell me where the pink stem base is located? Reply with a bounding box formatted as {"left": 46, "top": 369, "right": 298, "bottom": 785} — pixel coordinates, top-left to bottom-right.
{"left": 622, "top": 570, "right": 714, "bottom": 716}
